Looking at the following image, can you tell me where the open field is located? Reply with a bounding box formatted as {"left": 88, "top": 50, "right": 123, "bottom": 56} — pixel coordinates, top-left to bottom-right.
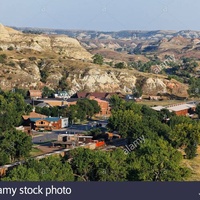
{"left": 136, "top": 98, "right": 200, "bottom": 107}
{"left": 30, "top": 147, "right": 43, "bottom": 157}
{"left": 183, "top": 146, "right": 200, "bottom": 181}
{"left": 137, "top": 100, "right": 187, "bottom": 107}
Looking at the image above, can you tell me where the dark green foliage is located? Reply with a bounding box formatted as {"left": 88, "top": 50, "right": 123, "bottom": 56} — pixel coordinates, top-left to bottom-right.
{"left": 58, "top": 76, "right": 69, "bottom": 91}
{"left": 188, "top": 78, "right": 200, "bottom": 97}
{"left": 42, "top": 86, "right": 55, "bottom": 98}
{"left": 40, "top": 70, "right": 48, "bottom": 83}
{"left": 0, "top": 54, "right": 7, "bottom": 63}
{"left": 132, "top": 86, "right": 143, "bottom": 98}
{"left": 69, "top": 148, "right": 127, "bottom": 181}
{"left": 109, "top": 94, "right": 125, "bottom": 111}
{"left": 114, "top": 62, "right": 125, "bottom": 69}
{"left": 76, "top": 98, "right": 101, "bottom": 120}
{"left": 2, "top": 157, "right": 74, "bottom": 181}
{"left": 185, "top": 143, "right": 197, "bottom": 159}
{"left": 92, "top": 54, "right": 104, "bottom": 65}
{"left": 196, "top": 104, "right": 200, "bottom": 118}
{"left": 0, "top": 92, "right": 29, "bottom": 131}
{"left": 28, "top": 57, "right": 37, "bottom": 61}
{"left": 127, "top": 137, "right": 190, "bottom": 181}
{"left": 35, "top": 106, "right": 67, "bottom": 118}
{"left": 0, "top": 129, "right": 32, "bottom": 163}
{"left": 7, "top": 46, "right": 14, "bottom": 51}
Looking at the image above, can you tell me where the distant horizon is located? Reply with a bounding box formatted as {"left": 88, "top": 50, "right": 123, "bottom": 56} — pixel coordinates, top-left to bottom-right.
{"left": 7, "top": 24, "right": 200, "bottom": 33}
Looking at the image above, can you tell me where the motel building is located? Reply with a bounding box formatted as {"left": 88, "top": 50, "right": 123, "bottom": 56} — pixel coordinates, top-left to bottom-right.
{"left": 152, "top": 102, "right": 196, "bottom": 116}
{"left": 29, "top": 117, "right": 68, "bottom": 131}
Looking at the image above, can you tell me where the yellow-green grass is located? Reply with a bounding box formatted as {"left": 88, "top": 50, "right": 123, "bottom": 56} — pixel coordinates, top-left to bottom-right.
{"left": 182, "top": 146, "right": 200, "bottom": 181}
{"left": 30, "top": 147, "right": 43, "bottom": 157}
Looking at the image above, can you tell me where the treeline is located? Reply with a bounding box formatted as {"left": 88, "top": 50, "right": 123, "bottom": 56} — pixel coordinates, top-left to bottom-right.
{"left": 108, "top": 95, "right": 200, "bottom": 159}
{"left": 36, "top": 98, "right": 101, "bottom": 123}
{"left": 1, "top": 147, "right": 189, "bottom": 181}
{"left": 0, "top": 90, "right": 33, "bottom": 165}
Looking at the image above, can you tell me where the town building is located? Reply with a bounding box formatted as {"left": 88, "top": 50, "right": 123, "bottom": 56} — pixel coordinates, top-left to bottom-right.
{"left": 32, "top": 98, "right": 68, "bottom": 107}
{"left": 89, "top": 96, "right": 111, "bottom": 116}
{"left": 152, "top": 102, "right": 196, "bottom": 116}
{"left": 29, "top": 117, "right": 68, "bottom": 131}
{"left": 27, "top": 90, "right": 42, "bottom": 99}
{"left": 52, "top": 134, "right": 105, "bottom": 149}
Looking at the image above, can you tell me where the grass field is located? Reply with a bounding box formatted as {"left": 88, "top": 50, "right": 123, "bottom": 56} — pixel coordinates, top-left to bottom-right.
{"left": 30, "top": 147, "right": 43, "bottom": 157}
{"left": 137, "top": 100, "right": 187, "bottom": 107}
{"left": 182, "top": 146, "right": 200, "bottom": 181}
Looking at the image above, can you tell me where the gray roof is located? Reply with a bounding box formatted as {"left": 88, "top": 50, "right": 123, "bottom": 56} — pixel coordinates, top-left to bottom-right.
{"left": 167, "top": 104, "right": 196, "bottom": 112}
{"left": 36, "top": 102, "right": 51, "bottom": 108}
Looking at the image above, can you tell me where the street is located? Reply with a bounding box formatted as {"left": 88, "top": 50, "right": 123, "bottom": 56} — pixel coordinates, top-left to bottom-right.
{"left": 32, "top": 120, "right": 108, "bottom": 144}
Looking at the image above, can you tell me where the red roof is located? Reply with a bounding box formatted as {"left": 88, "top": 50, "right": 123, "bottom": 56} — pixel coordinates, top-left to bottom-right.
{"left": 28, "top": 90, "right": 42, "bottom": 98}
{"left": 76, "top": 92, "right": 123, "bottom": 99}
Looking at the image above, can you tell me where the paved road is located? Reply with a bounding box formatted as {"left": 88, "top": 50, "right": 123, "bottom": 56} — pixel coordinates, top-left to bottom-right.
{"left": 32, "top": 120, "right": 108, "bottom": 144}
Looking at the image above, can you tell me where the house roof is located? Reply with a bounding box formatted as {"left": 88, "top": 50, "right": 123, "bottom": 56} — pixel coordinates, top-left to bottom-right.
{"left": 152, "top": 103, "right": 196, "bottom": 113}
{"left": 28, "top": 90, "right": 42, "bottom": 97}
{"left": 75, "top": 92, "right": 123, "bottom": 99}
{"left": 36, "top": 102, "right": 51, "bottom": 108}
{"left": 67, "top": 98, "right": 79, "bottom": 103}
{"left": 152, "top": 106, "right": 166, "bottom": 111}
{"left": 167, "top": 104, "right": 196, "bottom": 112}
{"left": 30, "top": 117, "right": 60, "bottom": 122}
{"left": 22, "top": 111, "right": 47, "bottom": 120}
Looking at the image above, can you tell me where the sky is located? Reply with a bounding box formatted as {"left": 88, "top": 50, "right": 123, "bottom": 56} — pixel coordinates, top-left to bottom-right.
{"left": 0, "top": 0, "right": 199, "bottom": 31}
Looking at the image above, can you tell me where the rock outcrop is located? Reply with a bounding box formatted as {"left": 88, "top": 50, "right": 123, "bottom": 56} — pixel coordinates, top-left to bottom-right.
{"left": 0, "top": 24, "right": 92, "bottom": 61}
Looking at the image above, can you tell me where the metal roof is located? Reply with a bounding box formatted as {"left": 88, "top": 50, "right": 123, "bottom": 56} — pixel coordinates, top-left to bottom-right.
{"left": 30, "top": 117, "right": 60, "bottom": 122}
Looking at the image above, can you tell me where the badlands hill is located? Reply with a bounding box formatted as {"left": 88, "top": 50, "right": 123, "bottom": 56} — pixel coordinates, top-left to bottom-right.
{"left": 0, "top": 24, "right": 188, "bottom": 97}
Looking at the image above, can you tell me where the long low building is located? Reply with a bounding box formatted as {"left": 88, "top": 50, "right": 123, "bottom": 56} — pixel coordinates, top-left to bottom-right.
{"left": 30, "top": 117, "right": 69, "bottom": 131}
{"left": 152, "top": 102, "right": 197, "bottom": 116}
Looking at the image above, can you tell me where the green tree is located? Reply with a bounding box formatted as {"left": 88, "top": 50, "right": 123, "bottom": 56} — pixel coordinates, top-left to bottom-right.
{"left": 0, "top": 130, "right": 32, "bottom": 162}
{"left": 76, "top": 98, "right": 101, "bottom": 120}
{"left": 107, "top": 109, "right": 142, "bottom": 138}
{"left": 196, "top": 104, "right": 200, "bottom": 118}
{"left": 109, "top": 95, "right": 125, "bottom": 111}
{"left": 169, "top": 122, "right": 200, "bottom": 157}
{"left": 69, "top": 148, "right": 127, "bottom": 181}
{"left": 127, "top": 137, "right": 190, "bottom": 181}
{"left": 58, "top": 77, "right": 69, "bottom": 91}
{"left": 92, "top": 54, "right": 104, "bottom": 65}
{"left": 3, "top": 157, "right": 74, "bottom": 181}
{"left": 185, "top": 142, "right": 197, "bottom": 159}
{"left": 66, "top": 105, "right": 78, "bottom": 124}
{"left": 42, "top": 86, "right": 54, "bottom": 98}
{"left": 132, "top": 86, "right": 143, "bottom": 98}
{"left": 114, "top": 62, "right": 125, "bottom": 69}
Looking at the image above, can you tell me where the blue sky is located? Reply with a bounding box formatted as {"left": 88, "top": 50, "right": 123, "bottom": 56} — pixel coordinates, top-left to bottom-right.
{"left": 0, "top": 0, "right": 199, "bottom": 31}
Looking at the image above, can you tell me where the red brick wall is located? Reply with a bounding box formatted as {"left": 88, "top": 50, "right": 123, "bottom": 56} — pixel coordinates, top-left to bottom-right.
{"left": 175, "top": 109, "right": 189, "bottom": 116}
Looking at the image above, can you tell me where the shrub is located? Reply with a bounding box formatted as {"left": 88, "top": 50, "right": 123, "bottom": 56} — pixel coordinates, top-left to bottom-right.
{"left": 7, "top": 46, "right": 14, "bottom": 51}
{"left": 0, "top": 54, "right": 7, "bottom": 63}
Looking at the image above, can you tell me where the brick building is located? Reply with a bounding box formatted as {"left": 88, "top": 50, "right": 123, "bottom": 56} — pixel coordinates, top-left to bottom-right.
{"left": 30, "top": 117, "right": 68, "bottom": 131}
{"left": 89, "top": 96, "right": 111, "bottom": 116}
{"left": 152, "top": 103, "right": 196, "bottom": 116}
{"left": 28, "top": 90, "right": 42, "bottom": 99}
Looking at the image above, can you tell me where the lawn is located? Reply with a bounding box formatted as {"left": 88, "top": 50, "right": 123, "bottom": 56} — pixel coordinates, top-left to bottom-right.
{"left": 182, "top": 146, "right": 200, "bottom": 181}
{"left": 136, "top": 100, "right": 187, "bottom": 107}
{"left": 30, "top": 147, "right": 43, "bottom": 157}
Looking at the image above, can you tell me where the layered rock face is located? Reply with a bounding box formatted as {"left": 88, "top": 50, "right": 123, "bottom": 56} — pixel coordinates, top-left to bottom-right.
{"left": 0, "top": 24, "right": 92, "bottom": 61}
{"left": 0, "top": 24, "right": 188, "bottom": 97}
